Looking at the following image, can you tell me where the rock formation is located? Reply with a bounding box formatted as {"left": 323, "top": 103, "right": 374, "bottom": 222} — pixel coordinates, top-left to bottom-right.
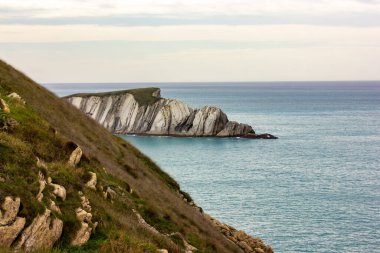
{"left": 0, "top": 98, "right": 10, "bottom": 113}
{"left": 68, "top": 146, "right": 83, "bottom": 166}
{"left": 64, "top": 88, "right": 256, "bottom": 137}
{"left": 0, "top": 197, "right": 26, "bottom": 247}
{"left": 71, "top": 192, "right": 97, "bottom": 246}
{"left": 7, "top": 92, "right": 26, "bottom": 104}
{"left": 205, "top": 214, "right": 273, "bottom": 253}
{"left": 85, "top": 172, "right": 97, "bottom": 190}
{"left": 15, "top": 209, "right": 63, "bottom": 252}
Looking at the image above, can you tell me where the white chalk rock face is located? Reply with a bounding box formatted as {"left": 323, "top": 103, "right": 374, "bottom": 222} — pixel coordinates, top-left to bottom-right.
{"left": 85, "top": 172, "right": 97, "bottom": 190}
{"left": 64, "top": 88, "right": 254, "bottom": 137}
{"left": 149, "top": 99, "right": 193, "bottom": 135}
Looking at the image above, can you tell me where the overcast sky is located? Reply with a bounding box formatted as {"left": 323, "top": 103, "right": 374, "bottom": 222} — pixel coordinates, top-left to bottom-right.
{"left": 0, "top": 0, "right": 379, "bottom": 82}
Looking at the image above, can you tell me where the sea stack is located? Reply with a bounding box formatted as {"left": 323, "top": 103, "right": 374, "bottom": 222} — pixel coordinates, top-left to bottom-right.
{"left": 64, "top": 87, "right": 263, "bottom": 137}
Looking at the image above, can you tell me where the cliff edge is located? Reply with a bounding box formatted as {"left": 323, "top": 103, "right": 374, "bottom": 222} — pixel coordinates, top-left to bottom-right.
{"left": 64, "top": 88, "right": 265, "bottom": 137}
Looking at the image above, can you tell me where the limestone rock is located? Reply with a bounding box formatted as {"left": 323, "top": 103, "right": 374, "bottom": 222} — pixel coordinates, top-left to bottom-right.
{"left": 133, "top": 209, "right": 160, "bottom": 235}
{"left": 0, "top": 216, "right": 26, "bottom": 247}
{"left": 85, "top": 172, "right": 97, "bottom": 190}
{"left": 16, "top": 209, "right": 63, "bottom": 252}
{"left": 0, "top": 197, "right": 26, "bottom": 247}
{"left": 7, "top": 92, "right": 25, "bottom": 104}
{"left": 68, "top": 146, "right": 82, "bottom": 166}
{"left": 204, "top": 213, "right": 273, "bottom": 253}
{"left": 0, "top": 98, "right": 10, "bottom": 113}
{"left": 36, "top": 171, "right": 47, "bottom": 202}
{"left": 104, "top": 186, "right": 117, "bottom": 200}
{"left": 217, "top": 121, "right": 253, "bottom": 137}
{"left": 79, "top": 192, "right": 92, "bottom": 212}
{"left": 64, "top": 88, "right": 256, "bottom": 137}
{"left": 255, "top": 248, "right": 266, "bottom": 253}
{"left": 0, "top": 197, "right": 21, "bottom": 225}
{"left": 71, "top": 197, "right": 97, "bottom": 246}
{"left": 71, "top": 221, "right": 92, "bottom": 246}
{"left": 48, "top": 178, "right": 66, "bottom": 200}
{"left": 76, "top": 208, "right": 92, "bottom": 223}
{"left": 49, "top": 200, "right": 61, "bottom": 214}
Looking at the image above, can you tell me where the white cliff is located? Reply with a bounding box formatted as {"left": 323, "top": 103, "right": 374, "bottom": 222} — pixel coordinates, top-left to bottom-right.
{"left": 64, "top": 88, "right": 254, "bottom": 137}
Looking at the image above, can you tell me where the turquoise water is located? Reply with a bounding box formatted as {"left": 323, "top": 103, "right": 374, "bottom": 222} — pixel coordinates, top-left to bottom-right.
{"left": 46, "top": 82, "right": 380, "bottom": 253}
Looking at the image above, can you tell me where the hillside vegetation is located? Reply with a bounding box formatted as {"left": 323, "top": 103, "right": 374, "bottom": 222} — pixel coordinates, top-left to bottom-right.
{"left": 65, "top": 87, "right": 161, "bottom": 106}
{"left": 0, "top": 59, "right": 272, "bottom": 253}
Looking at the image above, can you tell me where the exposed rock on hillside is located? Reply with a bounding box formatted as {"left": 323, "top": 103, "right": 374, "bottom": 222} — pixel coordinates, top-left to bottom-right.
{"left": 64, "top": 88, "right": 256, "bottom": 137}
{"left": 0, "top": 98, "right": 10, "bottom": 113}
{"left": 0, "top": 197, "right": 26, "bottom": 247}
{"left": 71, "top": 191, "right": 97, "bottom": 246}
{"left": 68, "top": 146, "right": 83, "bottom": 166}
{"left": 205, "top": 214, "right": 273, "bottom": 253}
{"left": 15, "top": 209, "right": 63, "bottom": 252}
{"left": 85, "top": 172, "right": 97, "bottom": 190}
{"left": 7, "top": 92, "right": 25, "bottom": 104}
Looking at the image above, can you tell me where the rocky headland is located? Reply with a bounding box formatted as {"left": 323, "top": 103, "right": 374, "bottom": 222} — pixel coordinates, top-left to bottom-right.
{"left": 64, "top": 88, "right": 277, "bottom": 139}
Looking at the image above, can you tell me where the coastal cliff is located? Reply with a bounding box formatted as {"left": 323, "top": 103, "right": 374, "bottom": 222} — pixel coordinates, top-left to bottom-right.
{"left": 64, "top": 88, "right": 255, "bottom": 137}
{"left": 1, "top": 59, "right": 273, "bottom": 252}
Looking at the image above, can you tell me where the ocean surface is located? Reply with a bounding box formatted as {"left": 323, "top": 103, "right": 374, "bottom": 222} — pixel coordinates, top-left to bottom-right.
{"left": 45, "top": 81, "right": 380, "bottom": 253}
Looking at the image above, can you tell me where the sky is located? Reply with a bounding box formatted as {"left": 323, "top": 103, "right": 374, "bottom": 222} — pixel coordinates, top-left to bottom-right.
{"left": 0, "top": 0, "right": 379, "bottom": 83}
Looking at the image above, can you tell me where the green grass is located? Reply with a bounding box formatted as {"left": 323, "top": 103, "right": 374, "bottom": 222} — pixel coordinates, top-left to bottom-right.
{"left": 0, "top": 59, "right": 258, "bottom": 253}
{"left": 64, "top": 87, "right": 161, "bottom": 106}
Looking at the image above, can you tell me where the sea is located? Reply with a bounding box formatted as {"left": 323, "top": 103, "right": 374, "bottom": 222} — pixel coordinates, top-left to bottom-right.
{"left": 44, "top": 81, "right": 380, "bottom": 253}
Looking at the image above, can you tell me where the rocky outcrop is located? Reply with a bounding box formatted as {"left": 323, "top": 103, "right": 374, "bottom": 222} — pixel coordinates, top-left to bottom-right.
{"left": 0, "top": 197, "right": 26, "bottom": 247}
{"left": 68, "top": 146, "right": 83, "bottom": 166}
{"left": 7, "top": 92, "right": 25, "bottom": 104}
{"left": 47, "top": 177, "right": 67, "bottom": 201}
{"left": 36, "top": 171, "right": 47, "bottom": 202}
{"left": 103, "top": 186, "right": 117, "bottom": 200}
{"left": 71, "top": 208, "right": 93, "bottom": 246}
{"left": 133, "top": 209, "right": 160, "bottom": 235}
{"left": 0, "top": 98, "right": 10, "bottom": 113}
{"left": 205, "top": 214, "right": 273, "bottom": 253}
{"left": 15, "top": 209, "right": 63, "bottom": 252}
{"left": 64, "top": 88, "right": 255, "bottom": 137}
{"left": 71, "top": 192, "right": 97, "bottom": 246}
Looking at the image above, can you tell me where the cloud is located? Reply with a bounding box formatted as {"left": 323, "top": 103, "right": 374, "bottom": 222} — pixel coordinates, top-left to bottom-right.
{"left": 0, "top": 0, "right": 379, "bottom": 82}
{"left": 1, "top": 0, "right": 380, "bottom": 26}
{"left": 1, "top": 24, "right": 379, "bottom": 46}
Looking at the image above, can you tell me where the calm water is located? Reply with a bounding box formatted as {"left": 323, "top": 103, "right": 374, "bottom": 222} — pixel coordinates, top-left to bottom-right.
{"left": 45, "top": 82, "right": 380, "bottom": 253}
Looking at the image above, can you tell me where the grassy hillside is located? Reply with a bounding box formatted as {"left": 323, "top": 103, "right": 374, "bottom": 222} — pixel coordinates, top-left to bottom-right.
{"left": 0, "top": 59, "right": 249, "bottom": 252}
{"left": 0, "top": 59, "right": 273, "bottom": 253}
